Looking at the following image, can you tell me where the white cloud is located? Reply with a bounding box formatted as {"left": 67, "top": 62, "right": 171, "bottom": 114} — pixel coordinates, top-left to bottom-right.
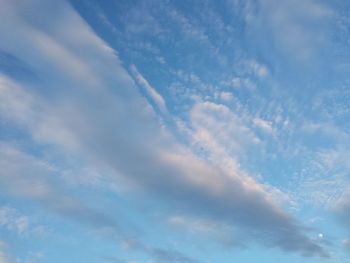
{"left": 130, "top": 64, "right": 168, "bottom": 114}
{"left": 341, "top": 239, "right": 350, "bottom": 250}
{"left": 167, "top": 7, "right": 209, "bottom": 44}
{"left": 0, "top": 207, "right": 28, "bottom": 235}
{"left": 0, "top": 0, "right": 329, "bottom": 258}
{"left": 0, "top": 144, "right": 54, "bottom": 199}
{"left": 291, "top": 122, "right": 350, "bottom": 207}
{"left": 222, "top": 77, "right": 256, "bottom": 90}
{"left": 0, "top": 75, "right": 80, "bottom": 151}
{"left": 190, "top": 102, "right": 260, "bottom": 166}
{"left": 290, "top": 148, "right": 348, "bottom": 207}
{"left": 0, "top": 144, "right": 122, "bottom": 235}
{"left": 246, "top": 60, "right": 269, "bottom": 77}
{"left": 243, "top": 0, "right": 333, "bottom": 61}
{"left": 219, "top": 91, "right": 233, "bottom": 102}
{"left": 0, "top": 252, "right": 9, "bottom": 263}
{"left": 168, "top": 215, "right": 242, "bottom": 247}
{"left": 253, "top": 117, "right": 274, "bottom": 134}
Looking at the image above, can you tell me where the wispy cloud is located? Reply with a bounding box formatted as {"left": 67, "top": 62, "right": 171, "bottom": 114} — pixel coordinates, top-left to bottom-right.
{"left": 0, "top": 145, "right": 122, "bottom": 235}
{"left": 242, "top": 0, "right": 333, "bottom": 62}
{"left": 253, "top": 117, "right": 274, "bottom": 134}
{"left": 130, "top": 64, "right": 168, "bottom": 114}
{"left": 0, "top": 0, "right": 337, "bottom": 261}
{"left": 0, "top": 206, "right": 29, "bottom": 235}
{"left": 0, "top": 241, "right": 10, "bottom": 263}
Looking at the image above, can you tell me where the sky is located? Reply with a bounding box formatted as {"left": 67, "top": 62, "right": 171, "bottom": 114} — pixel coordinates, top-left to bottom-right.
{"left": 0, "top": 0, "right": 350, "bottom": 262}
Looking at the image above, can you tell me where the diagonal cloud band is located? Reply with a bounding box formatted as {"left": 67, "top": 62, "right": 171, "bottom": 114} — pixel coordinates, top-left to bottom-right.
{"left": 0, "top": 0, "right": 328, "bottom": 258}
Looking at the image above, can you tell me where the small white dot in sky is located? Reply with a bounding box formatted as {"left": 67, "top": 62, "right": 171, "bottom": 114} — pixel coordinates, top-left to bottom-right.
{"left": 318, "top": 233, "right": 324, "bottom": 239}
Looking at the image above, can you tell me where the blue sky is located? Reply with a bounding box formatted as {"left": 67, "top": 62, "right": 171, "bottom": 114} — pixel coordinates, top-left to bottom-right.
{"left": 1, "top": 0, "right": 350, "bottom": 262}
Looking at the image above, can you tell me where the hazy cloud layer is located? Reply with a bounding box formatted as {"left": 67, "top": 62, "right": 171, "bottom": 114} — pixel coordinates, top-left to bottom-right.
{"left": 0, "top": 0, "right": 332, "bottom": 260}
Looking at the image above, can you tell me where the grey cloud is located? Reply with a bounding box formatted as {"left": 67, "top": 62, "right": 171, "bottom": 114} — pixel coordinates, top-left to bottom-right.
{"left": 341, "top": 239, "right": 350, "bottom": 251}
{"left": 151, "top": 248, "right": 199, "bottom": 263}
{"left": 0, "top": 145, "right": 123, "bottom": 237}
{"left": 334, "top": 194, "right": 350, "bottom": 229}
{"left": 0, "top": 241, "right": 10, "bottom": 263}
{"left": 122, "top": 238, "right": 200, "bottom": 263}
{"left": 0, "top": 146, "right": 197, "bottom": 262}
{"left": 103, "top": 256, "right": 127, "bottom": 263}
{"left": 334, "top": 195, "right": 350, "bottom": 254}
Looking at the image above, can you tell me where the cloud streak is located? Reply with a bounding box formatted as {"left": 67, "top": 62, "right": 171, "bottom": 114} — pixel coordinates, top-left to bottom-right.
{"left": 130, "top": 64, "right": 168, "bottom": 114}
